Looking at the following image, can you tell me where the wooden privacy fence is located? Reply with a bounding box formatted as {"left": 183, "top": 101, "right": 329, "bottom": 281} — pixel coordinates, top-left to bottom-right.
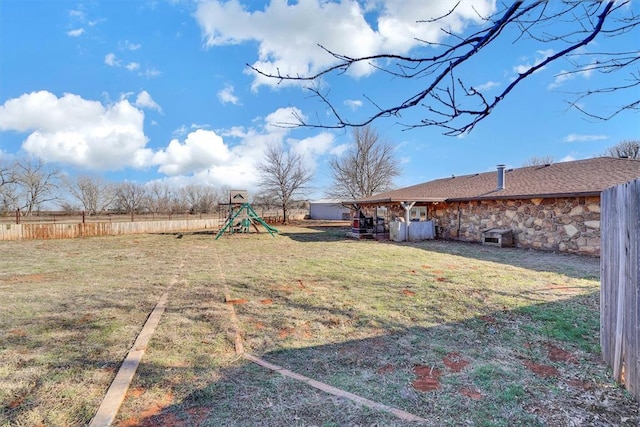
{"left": 0, "top": 218, "right": 224, "bottom": 241}
{"left": 600, "top": 178, "right": 640, "bottom": 400}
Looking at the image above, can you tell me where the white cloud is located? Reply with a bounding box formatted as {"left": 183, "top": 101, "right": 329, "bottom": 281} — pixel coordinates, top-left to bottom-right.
{"left": 513, "top": 49, "right": 555, "bottom": 75}
{"left": 139, "top": 68, "right": 161, "bottom": 78}
{"left": 330, "top": 143, "right": 350, "bottom": 157}
{"left": 120, "top": 40, "right": 142, "bottom": 51}
{"left": 172, "top": 123, "right": 209, "bottom": 137}
{"left": 548, "top": 61, "right": 597, "bottom": 90}
{"left": 67, "top": 28, "right": 85, "bottom": 37}
{"left": 195, "top": 0, "right": 495, "bottom": 89}
{"left": 0, "top": 92, "right": 338, "bottom": 193}
{"left": 559, "top": 155, "right": 576, "bottom": 162}
{"left": 0, "top": 91, "right": 150, "bottom": 170}
{"left": 563, "top": 134, "right": 608, "bottom": 143}
{"left": 219, "top": 126, "right": 247, "bottom": 138}
{"left": 69, "top": 9, "right": 85, "bottom": 19}
{"left": 218, "top": 85, "right": 241, "bottom": 105}
{"left": 344, "top": 99, "right": 363, "bottom": 111}
{"left": 474, "top": 80, "right": 500, "bottom": 91}
{"left": 152, "top": 107, "right": 335, "bottom": 191}
{"left": 264, "top": 106, "right": 304, "bottom": 131}
{"left": 152, "top": 129, "right": 233, "bottom": 175}
{"left": 105, "top": 52, "right": 121, "bottom": 67}
{"left": 105, "top": 53, "right": 156, "bottom": 76}
{"left": 134, "top": 90, "right": 162, "bottom": 113}
{"left": 290, "top": 132, "right": 335, "bottom": 171}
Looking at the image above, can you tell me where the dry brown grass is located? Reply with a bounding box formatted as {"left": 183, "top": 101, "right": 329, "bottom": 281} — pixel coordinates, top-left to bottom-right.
{"left": 1, "top": 223, "right": 637, "bottom": 426}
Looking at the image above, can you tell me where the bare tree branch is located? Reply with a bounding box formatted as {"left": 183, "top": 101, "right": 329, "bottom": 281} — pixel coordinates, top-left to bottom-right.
{"left": 251, "top": 1, "right": 638, "bottom": 135}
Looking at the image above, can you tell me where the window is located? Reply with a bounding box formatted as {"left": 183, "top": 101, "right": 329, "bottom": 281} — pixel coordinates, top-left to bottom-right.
{"left": 410, "top": 206, "right": 427, "bottom": 221}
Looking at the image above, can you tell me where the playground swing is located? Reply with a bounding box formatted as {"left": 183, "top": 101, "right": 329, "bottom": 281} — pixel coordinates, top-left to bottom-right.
{"left": 215, "top": 190, "right": 278, "bottom": 240}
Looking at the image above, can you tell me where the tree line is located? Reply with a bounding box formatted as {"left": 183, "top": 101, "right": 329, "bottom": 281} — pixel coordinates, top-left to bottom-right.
{"left": 1, "top": 135, "right": 636, "bottom": 220}
{"left": 0, "top": 158, "right": 240, "bottom": 217}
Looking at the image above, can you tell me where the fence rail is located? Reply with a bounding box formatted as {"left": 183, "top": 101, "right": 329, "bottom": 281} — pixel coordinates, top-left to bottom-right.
{"left": 0, "top": 210, "right": 308, "bottom": 241}
{"left": 600, "top": 178, "right": 640, "bottom": 400}
{"left": 0, "top": 219, "right": 223, "bottom": 240}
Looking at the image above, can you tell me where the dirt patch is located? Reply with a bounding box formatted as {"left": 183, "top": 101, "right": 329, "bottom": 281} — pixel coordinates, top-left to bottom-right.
{"left": 479, "top": 315, "right": 496, "bottom": 323}
{"left": 566, "top": 379, "right": 593, "bottom": 390}
{"left": 523, "top": 361, "right": 559, "bottom": 378}
{"left": 546, "top": 344, "right": 578, "bottom": 363}
{"left": 128, "top": 387, "right": 145, "bottom": 398}
{"left": 412, "top": 365, "right": 442, "bottom": 392}
{"left": 8, "top": 395, "right": 26, "bottom": 409}
{"left": 460, "top": 387, "right": 483, "bottom": 400}
{"left": 79, "top": 313, "right": 95, "bottom": 323}
{"left": 8, "top": 328, "right": 27, "bottom": 337}
{"left": 120, "top": 393, "right": 174, "bottom": 427}
{"left": 252, "top": 321, "right": 265, "bottom": 330}
{"left": 435, "top": 277, "right": 449, "bottom": 282}
{"left": 299, "top": 323, "right": 312, "bottom": 339}
{"left": 421, "top": 265, "right": 432, "bottom": 269}
{"left": 259, "top": 299, "right": 273, "bottom": 305}
{"left": 278, "top": 328, "right": 294, "bottom": 339}
{"left": 377, "top": 364, "right": 394, "bottom": 375}
{"left": 443, "top": 352, "right": 469, "bottom": 373}
{"left": 402, "top": 289, "right": 416, "bottom": 297}
{"left": 226, "top": 298, "right": 248, "bottom": 305}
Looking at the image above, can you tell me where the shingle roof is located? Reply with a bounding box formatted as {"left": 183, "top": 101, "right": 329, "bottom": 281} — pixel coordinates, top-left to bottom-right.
{"left": 350, "top": 157, "right": 640, "bottom": 204}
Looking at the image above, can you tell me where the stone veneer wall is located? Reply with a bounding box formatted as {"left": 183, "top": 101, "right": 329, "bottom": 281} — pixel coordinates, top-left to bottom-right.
{"left": 365, "top": 196, "right": 601, "bottom": 255}
{"left": 429, "top": 197, "right": 600, "bottom": 255}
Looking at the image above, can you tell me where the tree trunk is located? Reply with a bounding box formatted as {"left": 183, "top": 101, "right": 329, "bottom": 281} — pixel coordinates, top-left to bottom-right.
{"left": 282, "top": 202, "right": 288, "bottom": 224}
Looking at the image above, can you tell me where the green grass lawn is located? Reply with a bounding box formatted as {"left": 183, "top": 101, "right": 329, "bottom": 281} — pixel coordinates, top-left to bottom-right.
{"left": 0, "top": 223, "right": 636, "bottom": 426}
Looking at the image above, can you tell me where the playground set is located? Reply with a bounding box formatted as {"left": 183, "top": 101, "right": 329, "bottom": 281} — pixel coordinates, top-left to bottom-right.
{"left": 215, "top": 190, "right": 278, "bottom": 240}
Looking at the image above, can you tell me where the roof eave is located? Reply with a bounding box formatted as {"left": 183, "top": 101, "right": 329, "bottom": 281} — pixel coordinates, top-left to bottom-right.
{"left": 344, "top": 191, "right": 602, "bottom": 206}
{"left": 447, "top": 190, "right": 602, "bottom": 202}
{"left": 343, "top": 196, "right": 447, "bottom": 205}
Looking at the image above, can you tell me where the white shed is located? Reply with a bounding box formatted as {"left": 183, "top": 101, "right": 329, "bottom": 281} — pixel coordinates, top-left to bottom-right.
{"left": 309, "top": 199, "right": 350, "bottom": 220}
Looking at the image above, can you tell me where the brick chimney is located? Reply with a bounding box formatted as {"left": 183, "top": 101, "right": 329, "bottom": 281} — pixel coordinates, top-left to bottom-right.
{"left": 497, "top": 164, "right": 506, "bottom": 190}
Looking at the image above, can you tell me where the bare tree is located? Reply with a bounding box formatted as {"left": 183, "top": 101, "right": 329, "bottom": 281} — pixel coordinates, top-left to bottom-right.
{"left": 146, "top": 181, "right": 172, "bottom": 215}
{"left": 522, "top": 155, "right": 554, "bottom": 167}
{"left": 170, "top": 188, "right": 191, "bottom": 215}
{"left": 252, "top": 191, "right": 279, "bottom": 213}
{"left": 327, "top": 125, "right": 400, "bottom": 199}
{"left": 605, "top": 140, "right": 640, "bottom": 159}
{"left": 65, "top": 175, "right": 115, "bottom": 215}
{"left": 0, "top": 159, "right": 18, "bottom": 213}
{"left": 258, "top": 144, "right": 313, "bottom": 223}
{"left": 14, "top": 158, "right": 60, "bottom": 215}
{"left": 0, "top": 159, "right": 15, "bottom": 187}
{"left": 251, "top": 1, "right": 639, "bottom": 135}
{"left": 183, "top": 184, "right": 219, "bottom": 214}
{"left": 114, "top": 182, "right": 148, "bottom": 218}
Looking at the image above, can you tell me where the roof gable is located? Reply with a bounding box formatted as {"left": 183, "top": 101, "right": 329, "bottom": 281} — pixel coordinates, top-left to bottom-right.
{"left": 353, "top": 157, "right": 640, "bottom": 204}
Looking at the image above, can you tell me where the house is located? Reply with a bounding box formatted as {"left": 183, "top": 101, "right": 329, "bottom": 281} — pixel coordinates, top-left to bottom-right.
{"left": 344, "top": 157, "right": 640, "bottom": 255}
{"left": 309, "top": 199, "right": 350, "bottom": 220}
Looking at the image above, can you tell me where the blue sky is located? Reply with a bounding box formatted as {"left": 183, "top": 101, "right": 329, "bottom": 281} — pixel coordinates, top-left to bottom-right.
{"left": 1, "top": 0, "right": 638, "bottom": 200}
